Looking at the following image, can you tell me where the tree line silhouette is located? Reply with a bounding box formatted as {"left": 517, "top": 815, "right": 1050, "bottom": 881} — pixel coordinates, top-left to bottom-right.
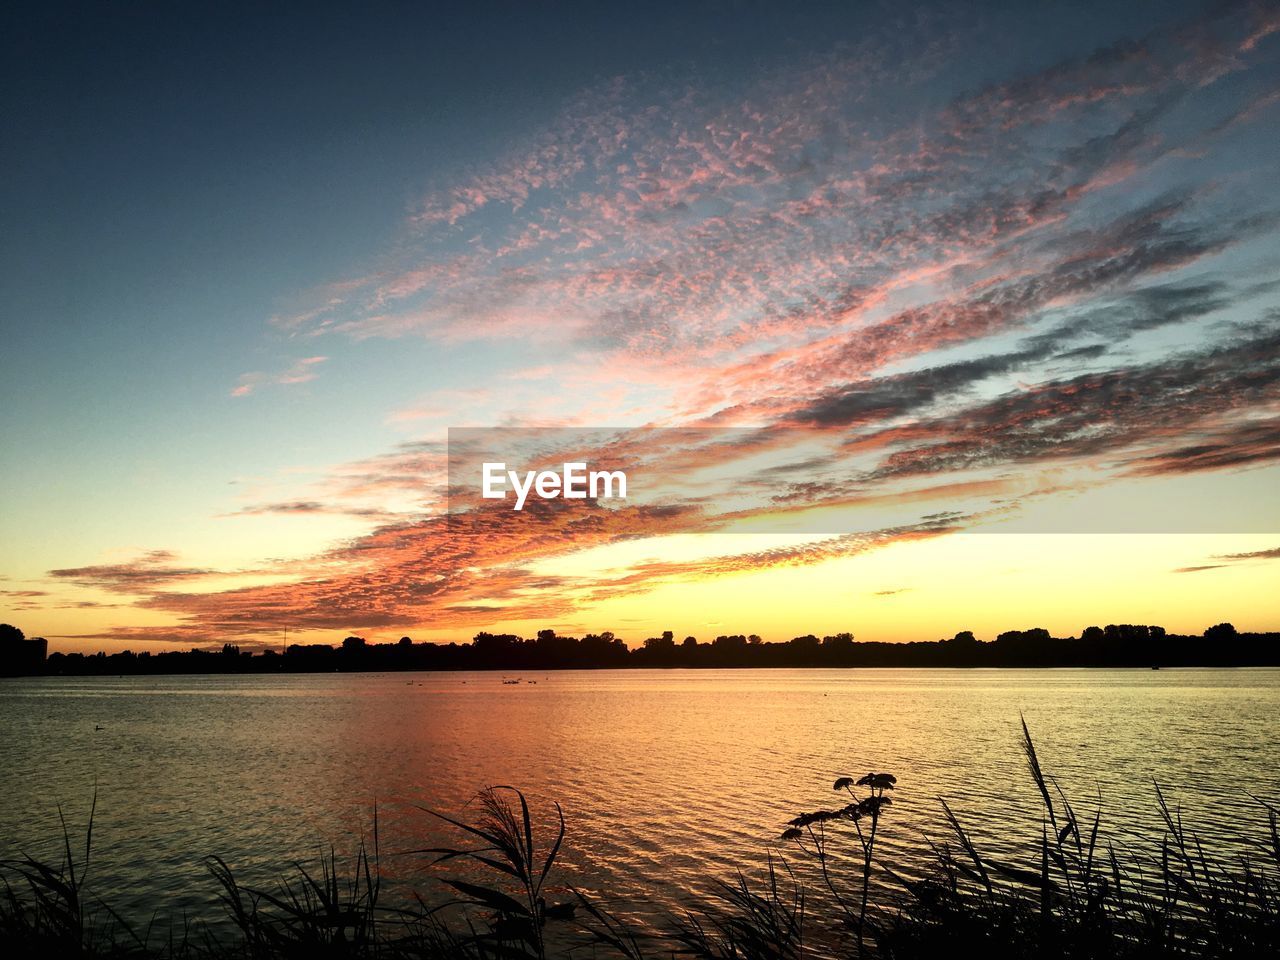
{"left": 3, "top": 620, "right": 1278, "bottom": 676}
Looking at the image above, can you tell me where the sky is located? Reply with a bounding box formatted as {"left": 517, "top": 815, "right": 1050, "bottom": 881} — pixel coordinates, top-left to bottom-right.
{"left": 2, "top": 0, "right": 1278, "bottom": 653}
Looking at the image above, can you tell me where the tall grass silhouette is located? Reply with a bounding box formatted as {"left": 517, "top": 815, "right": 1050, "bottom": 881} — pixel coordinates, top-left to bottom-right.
{"left": 873, "top": 719, "right": 1280, "bottom": 959}
{"left": 207, "top": 820, "right": 382, "bottom": 958}
{"left": 412, "top": 785, "right": 575, "bottom": 959}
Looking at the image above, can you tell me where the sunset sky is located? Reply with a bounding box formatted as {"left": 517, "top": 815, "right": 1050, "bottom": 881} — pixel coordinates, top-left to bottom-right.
{"left": 2, "top": 0, "right": 1279, "bottom": 652}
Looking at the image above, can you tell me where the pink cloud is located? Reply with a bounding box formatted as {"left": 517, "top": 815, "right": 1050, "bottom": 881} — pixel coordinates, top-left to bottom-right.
{"left": 231, "top": 356, "right": 328, "bottom": 397}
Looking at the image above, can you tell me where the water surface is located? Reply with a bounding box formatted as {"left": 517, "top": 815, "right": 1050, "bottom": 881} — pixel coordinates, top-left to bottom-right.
{"left": 1, "top": 668, "right": 1276, "bottom": 930}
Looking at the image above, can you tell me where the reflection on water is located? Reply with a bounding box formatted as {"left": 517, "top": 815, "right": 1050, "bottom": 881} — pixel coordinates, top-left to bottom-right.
{"left": 0, "top": 668, "right": 1277, "bottom": 928}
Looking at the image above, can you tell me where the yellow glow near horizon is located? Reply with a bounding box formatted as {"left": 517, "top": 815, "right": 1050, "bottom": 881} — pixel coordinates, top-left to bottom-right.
{"left": 522, "top": 532, "right": 1280, "bottom": 643}
{"left": 11, "top": 530, "right": 1279, "bottom": 654}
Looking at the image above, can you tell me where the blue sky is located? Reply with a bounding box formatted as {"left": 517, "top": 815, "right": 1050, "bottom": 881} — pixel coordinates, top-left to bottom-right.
{"left": 2, "top": 0, "right": 1278, "bottom": 649}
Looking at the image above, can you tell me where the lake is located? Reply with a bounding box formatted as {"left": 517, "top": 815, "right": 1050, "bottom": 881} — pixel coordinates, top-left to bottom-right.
{"left": 1, "top": 668, "right": 1277, "bottom": 933}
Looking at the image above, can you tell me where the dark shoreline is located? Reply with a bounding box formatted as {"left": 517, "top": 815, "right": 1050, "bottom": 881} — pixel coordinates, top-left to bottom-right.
{"left": 9, "top": 620, "right": 1280, "bottom": 677}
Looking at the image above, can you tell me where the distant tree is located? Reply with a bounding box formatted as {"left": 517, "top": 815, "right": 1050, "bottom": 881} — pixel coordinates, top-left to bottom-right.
{"left": 399, "top": 636, "right": 413, "bottom": 647}
{"left": 951, "top": 631, "right": 976, "bottom": 644}
{"left": 342, "top": 636, "right": 367, "bottom": 651}
{"left": 644, "top": 631, "right": 675, "bottom": 652}
{"left": 1081, "top": 626, "right": 1104, "bottom": 642}
{"left": 1205, "top": 622, "right": 1238, "bottom": 640}
{"left": 1101, "top": 624, "right": 1164, "bottom": 642}
{"left": 998, "top": 628, "right": 1050, "bottom": 643}
{"left": 682, "top": 636, "right": 697, "bottom": 647}
{"left": 0, "top": 624, "right": 44, "bottom": 676}
{"left": 473, "top": 632, "right": 519, "bottom": 659}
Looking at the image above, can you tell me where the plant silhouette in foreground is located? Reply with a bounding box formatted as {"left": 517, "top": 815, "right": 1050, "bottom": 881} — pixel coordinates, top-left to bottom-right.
{"left": 0, "top": 792, "right": 158, "bottom": 957}
{"left": 780, "top": 771, "right": 896, "bottom": 955}
{"left": 876, "top": 718, "right": 1280, "bottom": 959}
{"left": 414, "top": 786, "right": 575, "bottom": 960}
{"left": 207, "top": 818, "right": 382, "bottom": 960}
{"left": 671, "top": 857, "right": 805, "bottom": 960}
